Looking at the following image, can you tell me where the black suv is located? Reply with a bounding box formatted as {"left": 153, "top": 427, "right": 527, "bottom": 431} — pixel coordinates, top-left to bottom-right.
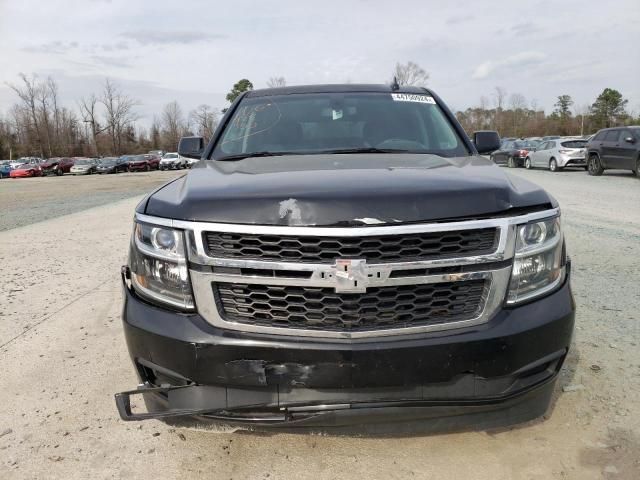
{"left": 115, "top": 85, "right": 574, "bottom": 434}
{"left": 586, "top": 126, "right": 640, "bottom": 176}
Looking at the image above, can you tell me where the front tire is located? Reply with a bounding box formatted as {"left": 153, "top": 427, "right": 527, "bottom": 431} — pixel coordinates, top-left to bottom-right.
{"left": 56, "top": 168, "right": 63, "bottom": 176}
{"left": 525, "top": 157, "right": 532, "bottom": 169}
{"left": 549, "top": 158, "right": 560, "bottom": 172}
{"left": 635, "top": 158, "right": 640, "bottom": 178}
{"left": 587, "top": 155, "right": 604, "bottom": 176}
{"left": 507, "top": 156, "right": 516, "bottom": 168}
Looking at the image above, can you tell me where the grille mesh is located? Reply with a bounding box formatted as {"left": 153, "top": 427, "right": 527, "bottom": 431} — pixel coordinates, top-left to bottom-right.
{"left": 204, "top": 228, "right": 498, "bottom": 263}
{"left": 214, "top": 280, "right": 487, "bottom": 332}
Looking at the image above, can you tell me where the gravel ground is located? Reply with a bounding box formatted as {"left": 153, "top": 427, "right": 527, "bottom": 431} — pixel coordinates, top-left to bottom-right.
{"left": 0, "top": 170, "right": 183, "bottom": 231}
{"left": 0, "top": 166, "right": 639, "bottom": 479}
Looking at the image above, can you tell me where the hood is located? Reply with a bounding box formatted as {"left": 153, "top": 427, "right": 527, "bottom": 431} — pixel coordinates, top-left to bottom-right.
{"left": 72, "top": 165, "right": 91, "bottom": 169}
{"left": 142, "top": 154, "right": 555, "bottom": 226}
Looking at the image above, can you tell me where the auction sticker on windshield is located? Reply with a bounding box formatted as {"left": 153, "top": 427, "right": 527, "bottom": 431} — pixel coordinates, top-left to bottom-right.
{"left": 391, "top": 93, "right": 436, "bottom": 104}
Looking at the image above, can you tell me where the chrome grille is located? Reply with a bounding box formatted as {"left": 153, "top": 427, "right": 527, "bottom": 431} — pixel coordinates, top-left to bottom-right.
{"left": 203, "top": 228, "right": 498, "bottom": 263}
{"left": 135, "top": 207, "right": 560, "bottom": 338}
{"left": 215, "top": 280, "right": 487, "bottom": 332}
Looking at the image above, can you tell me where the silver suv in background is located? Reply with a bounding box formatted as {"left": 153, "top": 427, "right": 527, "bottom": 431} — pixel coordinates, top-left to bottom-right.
{"left": 525, "top": 139, "right": 587, "bottom": 172}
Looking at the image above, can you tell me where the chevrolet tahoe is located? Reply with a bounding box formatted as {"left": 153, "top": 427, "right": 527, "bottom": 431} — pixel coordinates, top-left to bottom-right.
{"left": 116, "top": 84, "right": 575, "bottom": 434}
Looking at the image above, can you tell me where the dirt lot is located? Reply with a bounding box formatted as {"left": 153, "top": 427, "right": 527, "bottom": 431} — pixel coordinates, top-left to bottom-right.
{"left": 0, "top": 170, "right": 183, "bottom": 231}
{"left": 1, "top": 167, "right": 639, "bottom": 479}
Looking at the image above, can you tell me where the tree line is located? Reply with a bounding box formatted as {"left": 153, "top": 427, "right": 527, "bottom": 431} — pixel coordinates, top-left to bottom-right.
{"left": 0, "top": 63, "right": 636, "bottom": 159}
{"left": 0, "top": 74, "right": 220, "bottom": 159}
{"left": 455, "top": 86, "right": 634, "bottom": 138}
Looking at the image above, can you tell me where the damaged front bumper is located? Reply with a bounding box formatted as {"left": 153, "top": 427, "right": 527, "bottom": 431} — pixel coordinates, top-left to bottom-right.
{"left": 117, "top": 273, "right": 575, "bottom": 432}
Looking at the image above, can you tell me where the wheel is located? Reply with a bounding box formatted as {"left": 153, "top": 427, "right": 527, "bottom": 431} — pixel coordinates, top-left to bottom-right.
{"left": 489, "top": 154, "right": 494, "bottom": 163}
{"left": 146, "top": 164, "right": 151, "bottom": 171}
{"left": 507, "top": 156, "right": 516, "bottom": 168}
{"left": 635, "top": 158, "right": 640, "bottom": 178}
{"left": 587, "top": 155, "right": 604, "bottom": 176}
{"left": 525, "top": 157, "right": 531, "bottom": 169}
{"left": 56, "top": 168, "right": 63, "bottom": 176}
{"left": 549, "top": 158, "right": 559, "bottom": 172}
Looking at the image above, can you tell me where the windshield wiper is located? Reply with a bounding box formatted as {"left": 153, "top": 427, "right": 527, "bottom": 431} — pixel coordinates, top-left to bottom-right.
{"left": 217, "top": 151, "right": 296, "bottom": 161}
{"left": 321, "top": 147, "right": 421, "bottom": 155}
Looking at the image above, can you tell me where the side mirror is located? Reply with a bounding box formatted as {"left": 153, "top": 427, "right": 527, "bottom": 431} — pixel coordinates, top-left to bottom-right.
{"left": 178, "top": 136, "right": 205, "bottom": 159}
{"left": 624, "top": 136, "right": 635, "bottom": 144}
{"left": 473, "top": 131, "right": 501, "bottom": 154}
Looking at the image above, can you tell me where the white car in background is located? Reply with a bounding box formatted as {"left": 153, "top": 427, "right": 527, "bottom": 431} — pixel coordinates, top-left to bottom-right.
{"left": 185, "top": 156, "right": 200, "bottom": 168}
{"left": 525, "top": 138, "right": 588, "bottom": 172}
{"left": 159, "top": 152, "right": 187, "bottom": 170}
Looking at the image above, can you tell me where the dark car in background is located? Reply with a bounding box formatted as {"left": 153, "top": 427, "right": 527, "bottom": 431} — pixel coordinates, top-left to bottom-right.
{"left": 490, "top": 139, "right": 538, "bottom": 167}
{"left": 41, "top": 157, "right": 75, "bottom": 176}
{"left": 97, "top": 157, "right": 129, "bottom": 174}
{"left": 127, "top": 155, "right": 152, "bottom": 172}
{"left": 586, "top": 126, "right": 640, "bottom": 176}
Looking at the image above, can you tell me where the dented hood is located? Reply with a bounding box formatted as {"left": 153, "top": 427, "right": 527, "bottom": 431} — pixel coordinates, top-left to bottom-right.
{"left": 141, "top": 154, "right": 555, "bottom": 226}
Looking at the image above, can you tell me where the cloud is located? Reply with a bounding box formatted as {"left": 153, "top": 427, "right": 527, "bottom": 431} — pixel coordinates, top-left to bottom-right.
{"left": 22, "top": 41, "right": 79, "bottom": 55}
{"left": 445, "top": 14, "right": 474, "bottom": 25}
{"left": 90, "top": 55, "right": 132, "bottom": 68}
{"left": 472, "top": 51, "right": 547, "bottom": 79}
{"left": 120, "top": 30, "right": 226, "bottom": 46}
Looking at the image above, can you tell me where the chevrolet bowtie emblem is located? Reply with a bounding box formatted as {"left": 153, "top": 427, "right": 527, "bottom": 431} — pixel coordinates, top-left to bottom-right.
{"left": 333, "top": 259, "right": 368, "bottom": 293}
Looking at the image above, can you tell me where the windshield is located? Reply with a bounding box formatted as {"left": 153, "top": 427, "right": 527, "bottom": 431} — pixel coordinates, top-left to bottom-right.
{"left": 100, "top": 158, "right": 117, "bottom": 165}
{"left": 74, "top": 159, "right": 93, "bottom": 166}
{"left": 163, "top": 153, "right": 178, "bottom": 159}
{"left": 213, "top": 92, "right": 469, "bottom": 159}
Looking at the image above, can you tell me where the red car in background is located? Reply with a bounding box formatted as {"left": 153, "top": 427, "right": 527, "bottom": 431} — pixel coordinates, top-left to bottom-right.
{"left": 40, "top": 157, "right": 75, "bottom": 176}
{"left": 10, "top": 163, "right": 44, "bottom": 178}
{"left": 127, "top": 155, "right": 151, "bottom": 172}
{"left": 142, "top": 154, "right": 161, "bottom": 169}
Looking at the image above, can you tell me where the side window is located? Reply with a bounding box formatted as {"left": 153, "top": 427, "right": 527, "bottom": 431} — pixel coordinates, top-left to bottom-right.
{"left": 618, "top": 130, "right": 631, "bottom": 143}
{"left": 604, "top": 130, "right": 619, "bottom": 142}
{"left": 547, "top": 141, "right": 555, "bottom": 150}
{"left": 594, "top": 131, "right": 606, "bottom": 141}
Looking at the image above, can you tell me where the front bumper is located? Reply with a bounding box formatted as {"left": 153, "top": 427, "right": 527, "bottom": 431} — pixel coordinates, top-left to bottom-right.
{"left": 118, "top": 268, "right": 575, "bottom": 431}
{"left": 128, "top": 164, "right": 148, "bottom": 171}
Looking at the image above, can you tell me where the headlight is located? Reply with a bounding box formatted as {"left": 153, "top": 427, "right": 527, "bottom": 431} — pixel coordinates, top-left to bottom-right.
{"left": 507, "top": 216, "right": 566, "bottom": 304}
{"left": 128, "top": 222, "right": 194, "bottom": 310}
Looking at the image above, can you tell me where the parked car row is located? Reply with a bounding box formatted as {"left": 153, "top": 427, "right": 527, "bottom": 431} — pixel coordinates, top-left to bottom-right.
{"left": 0, "top": 152, "right": 197, "bottom": 179}
{"left": 489, "top": 127, "right": 639, "bottom": 177}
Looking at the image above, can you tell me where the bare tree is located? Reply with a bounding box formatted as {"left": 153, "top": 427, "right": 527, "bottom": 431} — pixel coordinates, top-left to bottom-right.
{"left": 161, "top": 101, "right": 187, "bottom": 151}
{"left": 493, "top": 86, "right": 507, "bottom": 131}
{"left": 392, "top": 62, "right": 430, "bottom": 87}
{"left": 509, "top": 93, "right": 527, "bottom": 136}
{"left": 47, "top": 77, "right": 61, "bottom": 151}
{"left": 78, "top": 94, "right": 101, "bottom": 155}
{"left": 101, "top": 79, "right": 139, "bottom": 155}
{"left": 267, "top": 76, "right": 287, "bottom": 88}
{"left": 189, "top": 104, "right": 218, "bottom": 141}
{"left": 7, "top": 74, "right": 45, "bottom": 157}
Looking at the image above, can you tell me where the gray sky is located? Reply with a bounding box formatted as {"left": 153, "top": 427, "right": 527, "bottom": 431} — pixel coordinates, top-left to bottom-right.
{"left": 1, "top": 0, "right": 639, "bottom": 126}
